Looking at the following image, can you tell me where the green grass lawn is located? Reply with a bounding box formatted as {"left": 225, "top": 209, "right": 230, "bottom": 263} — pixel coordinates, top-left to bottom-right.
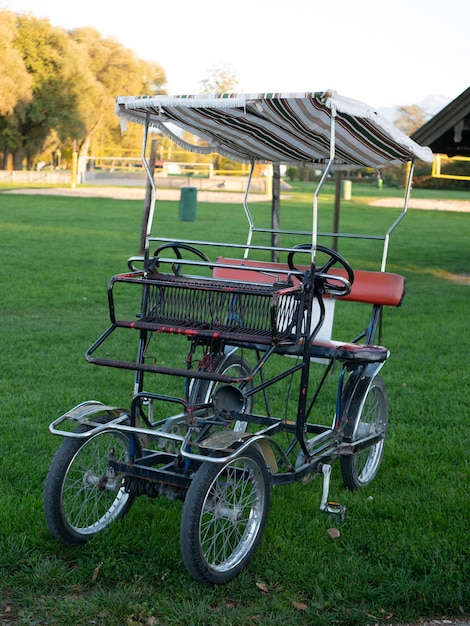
{"left": 0, "top": 183, "right": 469, "bottom": 625}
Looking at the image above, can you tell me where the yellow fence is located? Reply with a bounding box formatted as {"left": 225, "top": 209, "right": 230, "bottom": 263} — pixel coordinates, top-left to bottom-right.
{"left": 431, "top": 154, "right": 470, "bottom": 181}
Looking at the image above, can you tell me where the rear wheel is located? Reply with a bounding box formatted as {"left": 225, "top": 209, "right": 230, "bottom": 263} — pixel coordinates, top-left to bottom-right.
{"left": 340, "top": 376, "right": 388, "bottom": 490}
{"left": 44, "top": 416, "right": 139, "bottom": 544}
{"left": 180, "top": 446, "right": 270, "bottom": 584}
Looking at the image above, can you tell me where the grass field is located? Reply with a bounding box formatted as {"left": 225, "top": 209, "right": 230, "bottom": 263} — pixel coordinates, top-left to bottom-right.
{"left": 0, "top": 182, "right": 469, "bottom": 626}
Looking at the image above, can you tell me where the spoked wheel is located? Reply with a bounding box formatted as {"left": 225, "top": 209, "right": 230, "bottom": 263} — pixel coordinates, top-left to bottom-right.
{"left": 44, "top": 416, "right": 139, "bottom": 544}
{"left": 180, "top": 446, "right": 270, "bottom": 584}
{"left": 340, "top": 375, "right": 389, "bottom": 490}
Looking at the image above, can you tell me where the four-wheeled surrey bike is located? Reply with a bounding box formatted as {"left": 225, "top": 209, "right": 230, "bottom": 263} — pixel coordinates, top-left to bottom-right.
{"left": 43, "top": 91, "right": 432, "bottom": 584}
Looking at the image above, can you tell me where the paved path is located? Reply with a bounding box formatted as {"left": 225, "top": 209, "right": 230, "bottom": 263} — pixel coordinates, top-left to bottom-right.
{"left": 370, "top": 197, "right": 470, "bottom": 212}
{"left": 2, "top": 186, "right": 268, "bottom": 203}
{"left": 5, "top": 187, "right": 469, "bottom": 212}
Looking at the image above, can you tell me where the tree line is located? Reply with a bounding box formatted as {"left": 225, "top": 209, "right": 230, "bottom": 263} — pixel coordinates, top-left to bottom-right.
{"left": 0, "top": 9, "right": 166, "bottom": 170}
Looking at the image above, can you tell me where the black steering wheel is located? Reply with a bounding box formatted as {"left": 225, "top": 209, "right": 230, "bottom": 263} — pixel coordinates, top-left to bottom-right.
{"left": 153, "top": 242, "right": 211, "bottom": 276}
{"left": 287, "top": 244, "right": 354, "bottom": 296}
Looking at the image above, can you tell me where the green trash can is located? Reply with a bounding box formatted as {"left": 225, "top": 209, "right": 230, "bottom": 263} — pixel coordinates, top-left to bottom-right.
{"left": 377, "top": 177, "right": 383, "bottom": 190}
{"left": 179, "top": 186, "right": 197, "bottom": 221}
{"left": 341, "top": 179, "right": 352, "bottom": 200}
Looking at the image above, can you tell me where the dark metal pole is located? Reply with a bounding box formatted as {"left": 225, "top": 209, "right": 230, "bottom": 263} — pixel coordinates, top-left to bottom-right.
{"left": 332, "top": 170, "right": 342, "bottom": 251}
{"left": 271, "top": 163, "right": 281, "bottom": 262}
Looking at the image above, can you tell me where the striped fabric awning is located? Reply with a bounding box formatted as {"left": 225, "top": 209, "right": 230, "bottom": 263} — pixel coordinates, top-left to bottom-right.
{"left": 116, "top": 90, "right": 433, "bottom": 168}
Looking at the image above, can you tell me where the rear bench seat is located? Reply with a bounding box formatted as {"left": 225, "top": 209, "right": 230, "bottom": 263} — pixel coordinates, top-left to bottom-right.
{"left": 213, "top": 257, "right": 406, "bottom": 363}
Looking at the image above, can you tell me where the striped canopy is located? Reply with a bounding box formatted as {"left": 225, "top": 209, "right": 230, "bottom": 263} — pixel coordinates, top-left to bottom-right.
{"left": 116, "top": 91, "right": 433, "bottom": 168}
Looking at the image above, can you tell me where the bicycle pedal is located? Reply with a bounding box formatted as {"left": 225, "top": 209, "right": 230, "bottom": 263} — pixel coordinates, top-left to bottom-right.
{"left": 324, "top": 501, "right": 347, "bottom": 522}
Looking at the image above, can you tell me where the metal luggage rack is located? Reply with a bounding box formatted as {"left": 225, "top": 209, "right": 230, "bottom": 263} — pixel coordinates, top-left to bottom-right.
{"left": 84, "top": 245, "right": 319, "bottom": 378}
{"left": 85, "top": 235, "right": 355, "bottom": 377}
{"left": 111, "top": 269, "right": 306, "bottom": 345}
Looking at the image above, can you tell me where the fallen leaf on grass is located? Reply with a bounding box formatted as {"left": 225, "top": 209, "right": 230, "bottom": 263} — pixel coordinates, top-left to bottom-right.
{"left": 91, "top": 561, "right": 103, "bottom": 582}
{"left": 292, "top": 601, "right": 308, "bottom": 611}
{"left": 327, "top": 528, "right": 340, "bottom": 539}
{"left": 255, "top": 582, "right": 269, "bottom": 593}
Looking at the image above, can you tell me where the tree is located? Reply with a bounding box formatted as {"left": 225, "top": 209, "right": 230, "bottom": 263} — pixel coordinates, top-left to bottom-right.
{"left": 199, "top": 62, "right": 240, "bottom": 94}
{"left": 0, "top": 10, "right": 33, "bottom": 168}
{"left": 394, "top": 104, "right": 426, "bottom": 136}
{"left": 380, "top": 104, "right": 430, "bottom": 188}
{"left": 0, "top": 12, "right": 167, "bottom": 170}
{"left": 70, "top": 27, "right": 166, "bottom": 158}
{"left": 0, "top": 11, "right": 32, "bottom": 118}
{"left": 7, "top": 14, "right": 92, "bottom": 168}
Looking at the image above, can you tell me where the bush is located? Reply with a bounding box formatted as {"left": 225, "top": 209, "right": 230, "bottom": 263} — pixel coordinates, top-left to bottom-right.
{"left": 285, "top": 167, "right": 298, "bottom": 182}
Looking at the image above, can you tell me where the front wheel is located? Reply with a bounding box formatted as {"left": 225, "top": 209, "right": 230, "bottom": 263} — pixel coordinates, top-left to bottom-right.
{"left": 180, "top": 446, "right": 270, "bottom": 584}
{"left": 44, "top": 416, "right": 139, "bottom": 544}
{"left": 340, "top": 375, "right": 389, "bottom": 490}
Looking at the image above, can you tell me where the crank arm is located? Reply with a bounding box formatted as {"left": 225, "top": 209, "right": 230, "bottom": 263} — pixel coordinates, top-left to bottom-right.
{"left": 319, "top": 464, "right": 347, "bottom": 521}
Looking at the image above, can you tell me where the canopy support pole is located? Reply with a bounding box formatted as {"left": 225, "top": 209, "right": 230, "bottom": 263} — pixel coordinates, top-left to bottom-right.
{"left": 312, "top": 107, "right": 337, "bottom": 264}
{"left": 140, "top": 112, "right": 157, "bottom": 265}
{"left": 380, "top": 160, "right": 415, "bottom": 271}
{"left": 140, "top": 138, "right": 158, "bottom": 254}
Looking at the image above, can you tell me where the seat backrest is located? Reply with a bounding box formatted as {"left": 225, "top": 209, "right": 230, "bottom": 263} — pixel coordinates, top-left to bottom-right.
{"left": 213, "top": 257, "right": 406, "bottom": 307}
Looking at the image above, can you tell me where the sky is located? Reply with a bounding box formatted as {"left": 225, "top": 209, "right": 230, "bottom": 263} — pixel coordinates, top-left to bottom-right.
{"left": 2, "top": 0, "right": 469, "bottom": 111}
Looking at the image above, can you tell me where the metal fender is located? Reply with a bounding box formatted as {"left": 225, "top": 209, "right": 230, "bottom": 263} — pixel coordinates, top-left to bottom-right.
{"left": 340, "top": 362, "right": 385, "bottom": 440}
{"left": 254, "top": 440, "right": 279, "bottom": 474}
{"left": 48, "top": 400, "right": 129, "bottom": 438}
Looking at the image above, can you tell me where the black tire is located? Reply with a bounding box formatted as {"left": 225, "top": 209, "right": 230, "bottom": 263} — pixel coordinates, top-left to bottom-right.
{"left": 190, "top": 353, "right": 253, "bottom": 432}
{"left": 44, "top": 416, "right": 139, "bottom": 544}
{"left": 180, "top": 446, "right": 270, "bottom": 584}
{"left": 340, "top": 375, "right": 388, "bottom": 490}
